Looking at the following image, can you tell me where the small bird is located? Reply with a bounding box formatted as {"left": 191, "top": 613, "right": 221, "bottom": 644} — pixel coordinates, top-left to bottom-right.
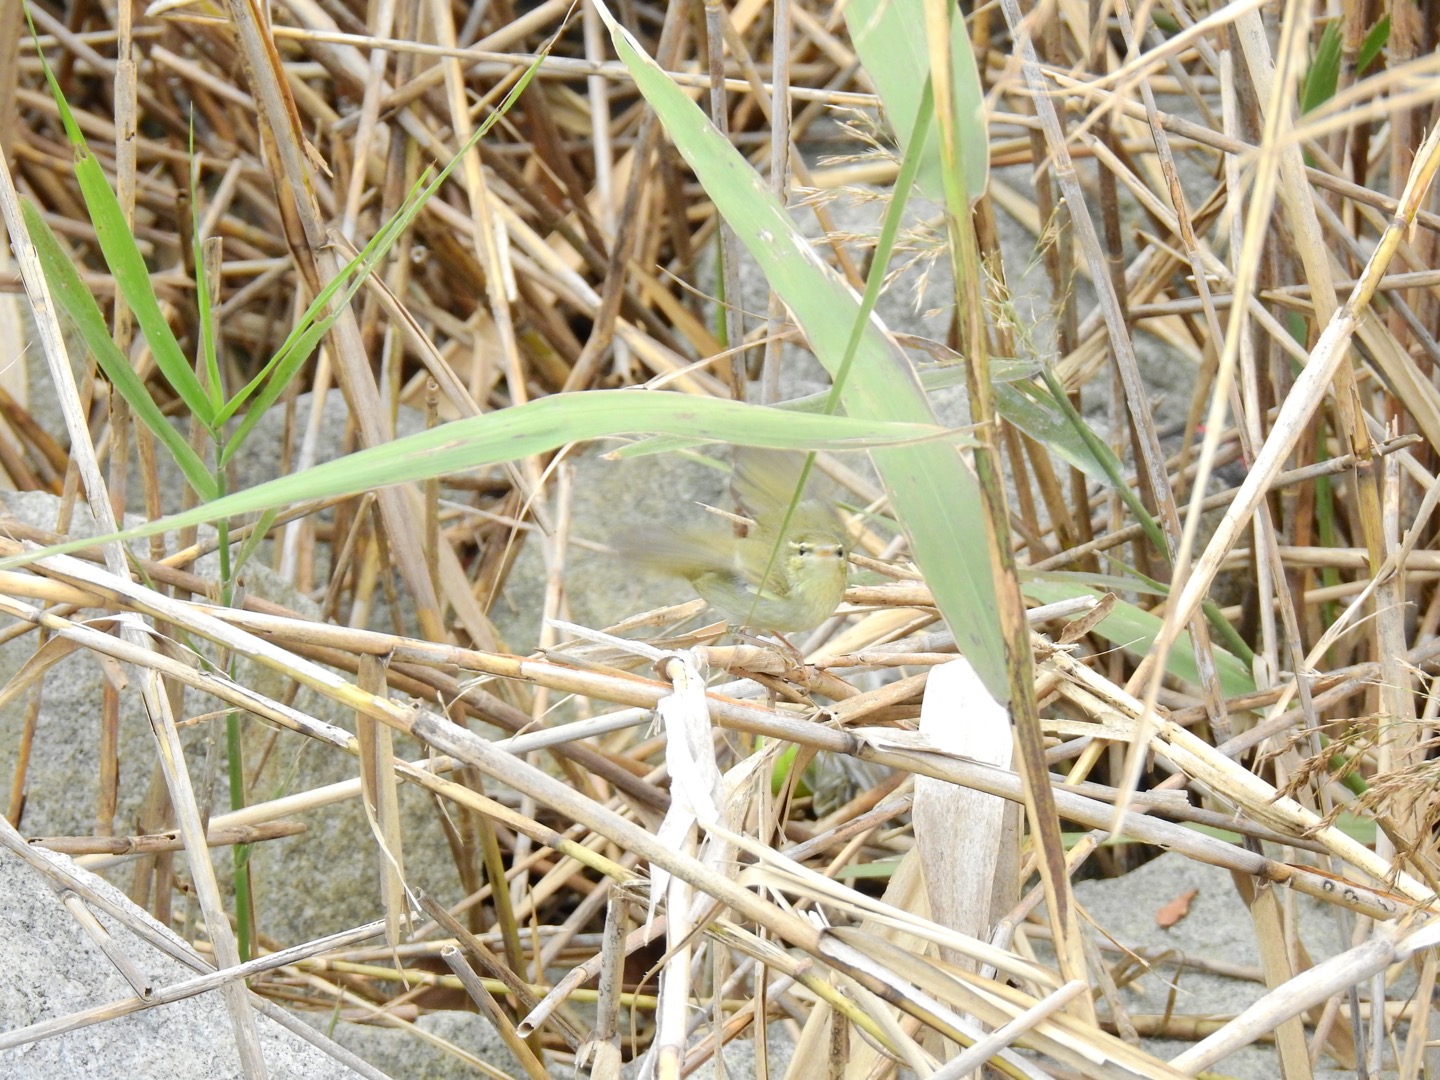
{"left": 619, "top": 450, "right": 849, "bottom": 633}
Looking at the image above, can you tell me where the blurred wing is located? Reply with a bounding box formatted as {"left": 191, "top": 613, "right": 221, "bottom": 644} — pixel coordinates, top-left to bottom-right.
{"left": 732, "top": 449, "right": 839, "bottom": 540}
{"left": 731, "top": 448, "right": 808, "bottom": 522}
{"left": 611, "top": 525, "right": 734, "bottom": 581}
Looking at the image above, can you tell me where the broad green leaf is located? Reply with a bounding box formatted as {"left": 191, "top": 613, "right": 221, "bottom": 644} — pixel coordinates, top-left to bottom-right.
{"left": 217, "top": 198, "right": 419, "bottom": 458}
{"left": 190, "top": 130, "right": 223, "bottom": 413}
{"left": 845, "top": 0, "right": 988, "bottom": 204}
{"left": 1022, "top": 579, "right": 1255, "bottom": 699}
{"left": 830, "top": 857, "right": 902, "bottom": 880}
{"left": 1032, "top": 367, "right": 1168, "bottom": 557}
{"left": 1021, "top": 568, "right": 1166, "bottom": 598}
{"left": 23, "top": 200, "right": 219, "bottom": 501}
{"left": 31, "top": 33, "right": 214, "bottom": 429}
{"left": 231, "top": 507, "right": 279, "bottom": 580}
{"left": 1357, "top": 16, "right": 1390, "bottom": 76}
{"left": 594, "top": 4, "right": 1010, "bottom": 699}
{"left": 612, "top": 362, "right": 1024, "bottom": 461}
{"left": 0, "top": 393, "right": 953, "bottom": 569}
{"left": 1103, "top": 559, "right": 1256, "bottom": 667}
{"left": 1300, "top": 21, "right": 1342, "bottom": 115}
{"left": 994, "top": 382, "right": 1112, "bottom": 482}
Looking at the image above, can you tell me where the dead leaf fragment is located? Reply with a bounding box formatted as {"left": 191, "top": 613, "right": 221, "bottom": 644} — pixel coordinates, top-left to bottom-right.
{"left": 1156, "top": 888, "right": 1199, "bottom": 929}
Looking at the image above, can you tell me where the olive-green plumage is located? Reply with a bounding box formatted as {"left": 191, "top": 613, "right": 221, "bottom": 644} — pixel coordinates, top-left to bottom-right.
{"left": 619, "top": 450, "right": 849, "bottom": 632}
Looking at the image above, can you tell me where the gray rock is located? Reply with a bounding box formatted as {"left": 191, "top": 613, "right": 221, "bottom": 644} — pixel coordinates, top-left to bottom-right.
{"left": 1075, "top": 851, "right": 1383, "bottom": 1079}
{"left": 311, "top": 1004, "right": 798, "bottom": 1080}
{"left": 0, "top": 839, "right": 386, "bottom": 1078}
{"left": 624, "top": 1024, "right": 796, "bottom": 1078}
{"left": 0, "top": 490, "right": 460, "bottom": 948}
{"left": 309, "top": 1010, "right": 526, "bottom": 1080}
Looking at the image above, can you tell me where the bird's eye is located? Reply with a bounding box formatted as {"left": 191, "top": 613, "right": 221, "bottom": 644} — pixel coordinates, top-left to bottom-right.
{"left": 795, "top": 542, "right": 812, "bottom": 556}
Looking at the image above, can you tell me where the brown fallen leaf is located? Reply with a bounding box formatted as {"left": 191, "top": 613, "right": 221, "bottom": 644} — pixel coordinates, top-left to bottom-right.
{"left": 1155, "top": 888, "right": 1199, "bottom": 929}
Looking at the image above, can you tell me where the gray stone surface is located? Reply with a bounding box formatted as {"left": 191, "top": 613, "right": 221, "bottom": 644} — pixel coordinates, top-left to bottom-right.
{"left": 625, "top": 1025, "right": 796, "bottom": 1078}
{"left": 1075, "top": 852, "right": 1384, "bottom": 1079}
{"left": 0, "top": 839, "right": 382, "bottom": 1079}
{"left": 311, "top": 1006, "right": 797, "bottom": 1080}
{"left": 0, "top": 490, "right": 461, "bottom": 948}
{"left": 307, "top": 1010, "right": 526, "bottom": 1080}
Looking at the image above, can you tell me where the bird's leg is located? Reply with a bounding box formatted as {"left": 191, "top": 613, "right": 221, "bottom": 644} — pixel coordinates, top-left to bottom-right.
{"left": 734, "top": 626, "right": 807, "bottom": 671}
